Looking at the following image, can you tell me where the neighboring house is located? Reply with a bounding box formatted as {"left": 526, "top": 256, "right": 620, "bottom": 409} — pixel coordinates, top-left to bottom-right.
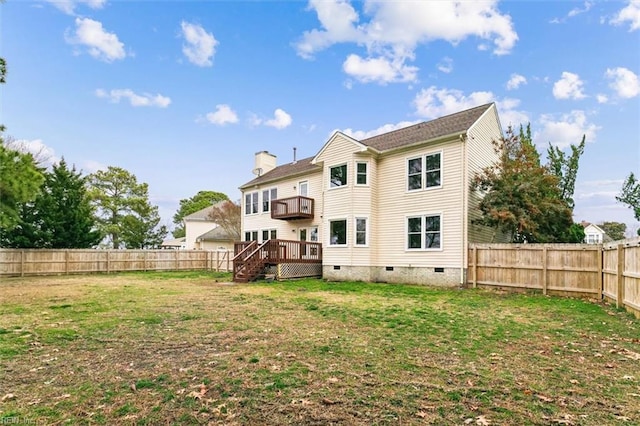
{"left": 238, "top": 103, "right": 505, "bottom": 285}
{"left": 581, "top": 222, "right": 611, "bottom": 244}
{"left": 160, "top": 237, "right": 186, "bottom": 249}
{"left": 184, "top": 201, "right": 234, "bottom": 250}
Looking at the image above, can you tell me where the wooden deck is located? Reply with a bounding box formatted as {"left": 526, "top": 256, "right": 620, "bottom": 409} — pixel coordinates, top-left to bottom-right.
{"left": 233, "top": 239, "right": 322, "bottom": 282}
{"left": 271, "top": 196, "right": 314, "bottom": 220}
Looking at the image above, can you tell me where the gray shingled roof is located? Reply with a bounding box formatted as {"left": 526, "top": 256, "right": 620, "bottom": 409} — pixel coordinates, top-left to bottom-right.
{"left": 239, "top": 156, "right": 321, "bottom": 189}
{"left": 196, "top": 227, "right": 235, "bottom": 241}
{"left": 239, "top": 103, "right": 493, "bottom": 189}
{"left": 183, "top": 200, "right": 228, "bottom": 221}
{"left": 360, "top": 103, "right": 493, "bottom": 151}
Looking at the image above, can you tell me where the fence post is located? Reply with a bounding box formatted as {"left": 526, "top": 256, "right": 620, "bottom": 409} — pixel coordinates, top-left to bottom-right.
{"left": 542, "top": 246, "right": 548, "bottom": 295}
{"left": 20, "top": 250, "right": 25, "bottom": 277}
{"left": 65, "top": 250, "right": 69, "bottom": 275}
{"left": 472, "top": 246, "right": 478, "bottom": 288}
{"left": 597, "top": 245, "right": 603, "bottom": 300}
{"left": 617, "top": 244, "right": 624, "bottom": 308}
{"left": 106, "top": 250, "right": 110, "bottom": 274}
{"left": 143, "top": 251, "right": 147, "bottom": 272}
{"left": 226, "top": 250, "right": 230, "bottom": 272}
{"left": 175, "top": 250, "right": 179, "bottom": 270}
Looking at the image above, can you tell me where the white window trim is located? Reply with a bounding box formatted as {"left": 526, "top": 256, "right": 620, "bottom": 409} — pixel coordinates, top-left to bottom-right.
{"left": 406, "top": 150, "right": 443, "bottom": 193}
{"left": 328, "top": 163, "right": 348, "bottom": 190}
{"left": 355, "top": 161, "right": 369, "bottom": 187}
{"left": 244, "top": 191, "right": 259, "bottom": 215}
{"left": 261, "top": 228, "right": 277, "bottom": 242}
{"left": 328, "top": 217, "right": 348, "bottom": 247}
{"left": 354, "top": 216, "right": 369, "bottom": 247}
{"left": 405, "top": 212, "right": 443, "bottom": 251}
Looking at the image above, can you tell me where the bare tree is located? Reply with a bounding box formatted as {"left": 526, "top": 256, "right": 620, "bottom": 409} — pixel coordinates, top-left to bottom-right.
{"left": 208, "top": 200, "right": 241, "bottom": 241}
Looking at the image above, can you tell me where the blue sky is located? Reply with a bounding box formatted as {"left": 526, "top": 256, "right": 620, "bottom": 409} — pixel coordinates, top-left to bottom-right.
{"left": 2, "top": 0, "right": 639, "bottom": 235}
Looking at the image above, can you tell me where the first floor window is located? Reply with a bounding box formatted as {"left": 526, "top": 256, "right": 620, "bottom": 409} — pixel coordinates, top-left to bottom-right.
{"left": 262, "top": 229, "right": 277, "bottom": 241}
{"left": 329, "top": 219, "right": 347, "bottom": 245}
{"left": 407, "top": 214, "right": 441, "bottom": 249}
{"left": 245, "top": 231, "right": 258, "bottom": 241}
{"left": 330, "top": 164, "right": 347, "bottom": 188}
{"left": 355, "top": 218, "right": 367, "bottom": 245}
{"left": 245, "top": 191, "right": 258, "bottom": 214}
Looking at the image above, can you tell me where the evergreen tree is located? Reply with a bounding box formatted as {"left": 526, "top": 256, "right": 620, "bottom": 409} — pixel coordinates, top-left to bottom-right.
{"left": 88, "top": 166, "right": 166, "bottom": 248}
{"left": 616, "top": 172, "right": 640, "bottom": 233}
{"left": 38, "top": 159, "right": 101, "bottom": 248}
{"left": 547, "top": 135, "right": 586, "bottom": 210}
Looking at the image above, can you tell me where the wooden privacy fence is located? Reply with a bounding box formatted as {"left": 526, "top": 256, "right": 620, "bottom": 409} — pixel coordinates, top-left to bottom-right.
{"left": 0, "top": 249, "right": 233, "bottom": 277}
{"left": 469, "top": 237, "right": 640, "bottom": 318}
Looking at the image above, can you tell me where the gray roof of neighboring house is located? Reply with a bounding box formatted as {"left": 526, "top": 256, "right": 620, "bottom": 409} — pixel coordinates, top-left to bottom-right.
{"left": 183, "top": 200, "right": 228, "bottom": 221}
{"left": 239, "top": 103, "right": 494, "bottom": 189}
{"left": 196, "top": 227, "right": 235, "bottom": 241}
{"left": 161, "top": 237, "right": 185, "bottom": 247}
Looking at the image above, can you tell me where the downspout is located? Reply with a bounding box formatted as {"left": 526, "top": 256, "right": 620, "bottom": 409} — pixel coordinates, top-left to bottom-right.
{"left": 460, "top": 133, "right": 468, "bottom": 286}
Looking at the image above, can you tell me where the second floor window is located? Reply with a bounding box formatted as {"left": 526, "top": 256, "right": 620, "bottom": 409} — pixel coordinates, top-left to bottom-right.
{"left": 408, "top": 152, "right": 442, "bottom": 191}
{"left": 356, "top": 162, "right": 368, "bottom": 185}
{"left": 262, "top": 188, "right": 277, "bottom": 212}
{"left": 245, "top": 192, "right": 258, "bottom": 215}
{"left": 330, "top": 164, "right": 347, "bottom": 188}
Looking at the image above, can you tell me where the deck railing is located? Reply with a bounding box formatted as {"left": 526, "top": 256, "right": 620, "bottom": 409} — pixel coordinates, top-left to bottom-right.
{"left": 233, "top": 239, "right": 322, "bottom": 282}
{"left": 271, "top": 196, "right": 314, "bottom": 220}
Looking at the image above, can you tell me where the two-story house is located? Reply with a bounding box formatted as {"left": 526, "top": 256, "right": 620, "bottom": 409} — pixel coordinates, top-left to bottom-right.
{"left": 237, "top": 103, "right": 505, "bottom": 286}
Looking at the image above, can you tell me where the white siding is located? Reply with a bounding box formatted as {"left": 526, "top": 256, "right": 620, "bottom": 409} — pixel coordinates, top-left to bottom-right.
{"left": 466, "top": 104, "right": 508, "bottom": 245}
{"left": 375, "top": 138, "right": 464, "bottom": 268}
{"left": 316, "top": 134, "right": 376, "bottom": 268}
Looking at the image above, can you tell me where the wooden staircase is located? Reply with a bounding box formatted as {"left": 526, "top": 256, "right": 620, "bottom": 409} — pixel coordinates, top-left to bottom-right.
{"left": 233, "top": 241, "right": 268, "bottom": 283}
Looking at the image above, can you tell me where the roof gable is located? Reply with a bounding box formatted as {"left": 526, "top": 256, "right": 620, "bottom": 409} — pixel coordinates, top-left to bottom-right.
{"left": 312, "top": 131, "right": 368, "bottom": 164}
{"left": 184, "top": 200, "right": 227, "bottom": 221}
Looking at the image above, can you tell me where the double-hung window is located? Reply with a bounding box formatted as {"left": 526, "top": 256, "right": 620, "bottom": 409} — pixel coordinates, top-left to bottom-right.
{"left": 262, "top": 188, "right": 277, "bottom": 213}
{"left": 407, "top": 152, "right": 442, "bottom": 191}
{"left": 330, "top": 164, "right": 347, "bottom": 188}
{"left": 244, "top": 231, "right": 258, "bottom": 241}
{"left": 407, "top": 214, "right": 441, "bottom": 250}
{"left": 262, "top": 229, "right": 277, "bottom": 241}
{"left": 356, "top": 162, "right": 368, "bottom": 185}
{"left": 244, "top": 191, "right": 258, "bottom": 215}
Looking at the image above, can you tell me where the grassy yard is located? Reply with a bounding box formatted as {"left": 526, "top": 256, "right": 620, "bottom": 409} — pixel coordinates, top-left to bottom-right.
{"left": 0, "top": 272, "right": 639, "bottom": 425}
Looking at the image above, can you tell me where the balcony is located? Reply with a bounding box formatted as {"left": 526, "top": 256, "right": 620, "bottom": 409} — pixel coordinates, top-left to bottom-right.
{"left": 271, "top": 196, "right": 314, "bottom": 220}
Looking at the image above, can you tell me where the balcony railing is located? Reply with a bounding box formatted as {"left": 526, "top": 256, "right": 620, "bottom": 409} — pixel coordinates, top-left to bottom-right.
{"left": 271, "top": 196, "right": 314, "bottom": 220}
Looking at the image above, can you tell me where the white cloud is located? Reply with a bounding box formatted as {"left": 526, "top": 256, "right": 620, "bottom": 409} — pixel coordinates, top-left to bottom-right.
{"left": 6, "top": 139, "right": 59, "bottom": 168}
{"left": 605, "top": 67, "right": 640, "bottom": 98}
{"left": 610, "top": 0, "right": 640, "bottom": 31}
{"left": 180, "top": 21, "right": 218, "bottom": 67}
{"left": 506, "top": 73, "right": 527, "bottom": 90}
{"left": 340, "top": 120, "right": 421, "bottom": 140}
{"left": 596, "top": 94, "right": 609, "bottom": 103}
{"left": 66, "top": 17, "right": 126, "bottom": 62}
{"left": 264, "top": 109, "right": 293, "bottom": 129}
{"left": 568, "top": 1, "right": 593, "bottom": 17}
{"left": 552, "top": 71, "right": 586, "bottom": 100}
{"left": 412, "top": 86, "right": 529, "bottom": 130}
{"left": 295, "top": 0, "right": 517, "bottom": 84}
{"left": 45, "top": 0, "right": 106, "bottom": 15}
{"left": 342, "top": 54, "right": 418, "bottom": 84}
{"left": 205, "top": 104, "right": 239, "bottom": 126}
{"left": 437, "top": 57, "right": 453, "bottom": 74}
{"left": 95, "top": 88, "right": 171, "bottom": 108}
{"left": 536, "top": 110, "right": 600, "bottom": 149}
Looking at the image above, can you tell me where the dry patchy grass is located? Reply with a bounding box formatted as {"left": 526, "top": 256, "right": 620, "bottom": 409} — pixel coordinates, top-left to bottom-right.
{"left": 1, "top": 272, "right": 639, "bottom": 425}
